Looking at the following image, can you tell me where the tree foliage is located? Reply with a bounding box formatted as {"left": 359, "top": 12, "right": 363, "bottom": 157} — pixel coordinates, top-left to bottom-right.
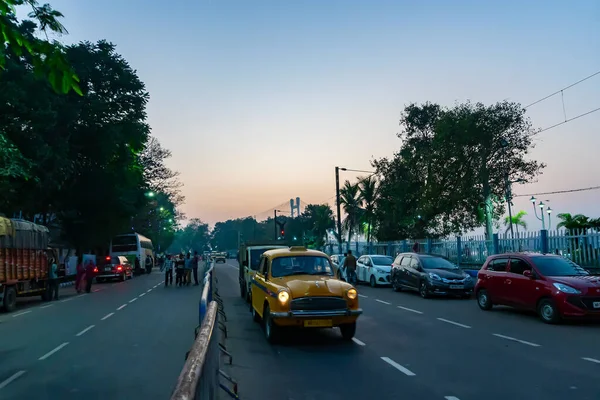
{"left": 168, "top": 218, "right": 210, "bottom": 255}
{"left": 373, "top": 101, "right": 544, "bottom": 240}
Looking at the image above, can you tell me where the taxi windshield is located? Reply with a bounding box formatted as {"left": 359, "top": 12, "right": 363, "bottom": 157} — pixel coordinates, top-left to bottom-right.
{"left": 271, "top": 256, "right": 333, "bottom": 278}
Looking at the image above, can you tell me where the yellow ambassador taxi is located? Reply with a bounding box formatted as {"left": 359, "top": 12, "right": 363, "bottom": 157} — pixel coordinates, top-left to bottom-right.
{"left": 250, "top": 246, "right": 362, "bottom": 343}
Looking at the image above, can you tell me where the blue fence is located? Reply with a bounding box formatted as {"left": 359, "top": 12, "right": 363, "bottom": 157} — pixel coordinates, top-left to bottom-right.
{"left": 325, "top": 229, "right": 600, "bottom": 272}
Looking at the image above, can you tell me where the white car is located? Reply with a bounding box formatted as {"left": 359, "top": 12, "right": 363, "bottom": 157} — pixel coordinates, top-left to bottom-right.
{"left": 357, "top": 255, "right": 394, "bottom": 287}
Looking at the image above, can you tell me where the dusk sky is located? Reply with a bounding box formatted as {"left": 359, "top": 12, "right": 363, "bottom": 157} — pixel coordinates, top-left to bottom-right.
{"left": 33, "top": 0, "right": 599, "bottom": 230}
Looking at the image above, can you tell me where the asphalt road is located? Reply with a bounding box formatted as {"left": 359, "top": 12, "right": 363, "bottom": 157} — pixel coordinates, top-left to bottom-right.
{"left": 0, "top": 270, "right": 201, "bottom": 400}
{"left": 217, "top": 260, "right": 600, "bottom": 400}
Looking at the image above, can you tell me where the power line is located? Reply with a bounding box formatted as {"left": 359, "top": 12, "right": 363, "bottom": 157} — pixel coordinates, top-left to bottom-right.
{"left": 536, "top": 107, "right": 600, "bottom": 135}
{"left": 524, "top": 70, "right": 600, "bottom": 109}
{"left": 514, "top": 185, "right": 600, "bottom": 198}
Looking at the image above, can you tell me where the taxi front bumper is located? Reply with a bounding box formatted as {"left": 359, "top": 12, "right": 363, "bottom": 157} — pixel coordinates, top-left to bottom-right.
{"left": 270, "top": 309, "right": 363, "bottom": 318}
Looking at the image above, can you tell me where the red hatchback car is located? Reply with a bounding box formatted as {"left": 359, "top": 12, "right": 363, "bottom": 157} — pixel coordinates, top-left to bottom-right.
{"left": 475, "top": 253, "right": 600, "bottom": 323}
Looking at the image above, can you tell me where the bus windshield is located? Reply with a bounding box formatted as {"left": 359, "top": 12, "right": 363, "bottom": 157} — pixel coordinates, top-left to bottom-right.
{"left": 112, "top": 235, "right": 137, "bottom": 252}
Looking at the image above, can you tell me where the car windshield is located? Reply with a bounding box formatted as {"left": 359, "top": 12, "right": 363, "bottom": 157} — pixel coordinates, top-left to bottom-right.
{"left": 371, "top": 256, "right": 393, "bottom": 266}
{"left": 271, "top": 256, "right": 333, "bottom": 278}
{"left": 421, "top": 257, "right": 458, "bottom": 270}
{"left": 532, "top": 256, "right": 589, "bottom": 276}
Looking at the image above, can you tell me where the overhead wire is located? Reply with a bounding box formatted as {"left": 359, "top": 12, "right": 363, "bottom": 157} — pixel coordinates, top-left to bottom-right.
{"left": 513, "top": 185, "right": 600, "bottom": 198}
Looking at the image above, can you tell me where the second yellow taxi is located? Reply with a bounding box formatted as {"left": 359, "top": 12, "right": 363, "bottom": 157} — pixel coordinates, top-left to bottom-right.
{"left": 250, "top": 246, "right": 362, "bottom": 343}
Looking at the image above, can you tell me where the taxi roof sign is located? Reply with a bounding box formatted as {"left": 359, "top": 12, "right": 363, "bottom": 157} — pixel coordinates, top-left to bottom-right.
{"left": 289, "top": 246, "right": 307, "bottom": 252}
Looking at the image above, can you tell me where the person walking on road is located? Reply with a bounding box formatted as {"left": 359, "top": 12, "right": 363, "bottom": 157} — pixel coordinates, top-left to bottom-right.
{"left": 343, "top": 250, "right": 357, "bottom": 285}
{"left": 84, "top": 259, "right": 96, "bottom": 293}
{"left": 184, "top": 252, "right": 193, "bottom": 286}
{"left": 175, "top": 253, "right": 185, "bottom": 286}
{"left": 47, "top": 257, "right": 59, "bottom": 300}
{"left": 192, "top": 251, "right": 200, "bottom": 286}
{"left": 164, "top": 254, "right": 174, "bottom": 287}
{"left": 75, "top": 257, "right": 85, "bottom": 294}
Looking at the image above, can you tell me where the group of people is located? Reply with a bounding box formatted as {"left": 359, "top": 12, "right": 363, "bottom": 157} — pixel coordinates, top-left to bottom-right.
{"left": 163, "top": 251, "right": 203, "bottom": 287}
{"left": 44, "top": 256, "right": 96, "bottom": 301}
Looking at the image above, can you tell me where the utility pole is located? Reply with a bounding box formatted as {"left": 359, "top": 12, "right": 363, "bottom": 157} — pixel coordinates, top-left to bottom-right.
{"left": 274, "top": 210, "right": 278, "bottom": 240}
{"left": 335, "top": 167, "right": 342, "bottom": 254}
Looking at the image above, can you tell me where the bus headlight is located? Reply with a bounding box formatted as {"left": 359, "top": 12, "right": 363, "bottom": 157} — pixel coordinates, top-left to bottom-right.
{"left": 278, "top": 290, "right": 290, "bottom": 305}
{"left": 347, "top": 288, "right": 357, "bottom": 300}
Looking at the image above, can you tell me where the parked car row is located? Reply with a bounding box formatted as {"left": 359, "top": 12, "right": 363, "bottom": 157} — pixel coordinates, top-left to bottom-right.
{"left": 331, "top": 251, "right": 600, "bottom": 324}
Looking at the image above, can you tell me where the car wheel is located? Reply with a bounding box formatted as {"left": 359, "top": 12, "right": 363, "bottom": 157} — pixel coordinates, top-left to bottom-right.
{"left": 251, "top": 303, "right": 260, "bottom": 322}
{"left": 537, "top": 298, "right": 560, "bottom": 324}
{"left": 392, "top": 278, "right": 402, "bottom": 292}
{"left": 121, "top": 273, "right": 126, "bottom": 282}
{"left": 419, "top": 281, "right": 430, "bottom": 299}
{"left": 3, "top": 286, "right": 17, "bottom": 312}
{"left": 369, "top": 275, "right": 377, "bottom": 288}
{"left": 476, "top": 289, "right": 493, "bottom": 310}
{"left": 340, "top": 322, "right": 357, "bottom": 340}
{"left": 263, "top": 304, "right": 280, "bottom": 343}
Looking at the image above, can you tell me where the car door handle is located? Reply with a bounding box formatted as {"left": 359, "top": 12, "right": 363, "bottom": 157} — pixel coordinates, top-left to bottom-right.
{"left": 505, "top": 279, "right": 512, "bottom": 284}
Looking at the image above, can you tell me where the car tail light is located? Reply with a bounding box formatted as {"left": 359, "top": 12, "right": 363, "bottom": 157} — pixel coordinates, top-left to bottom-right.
{"left": 93, "top": 267, "right": 98, "bottom": 273}
{"left": 117, "top": 265, "right": 123, "bottom": 271}
{"left": 105, "top": 256, "right": 111, "bottom": 260}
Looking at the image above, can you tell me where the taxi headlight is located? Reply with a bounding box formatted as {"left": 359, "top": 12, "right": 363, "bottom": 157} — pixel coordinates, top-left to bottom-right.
{"left": 347, "top": 288, "right": 357, "bottom": 300}
{"left": 278, "top": 290, "right": 290, "bottom": 304}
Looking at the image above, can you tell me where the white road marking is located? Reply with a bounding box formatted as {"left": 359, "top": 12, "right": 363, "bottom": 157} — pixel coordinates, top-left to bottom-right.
{"left": 93, "top": 288, "right": 102, "bottom": 292}
{"left": 38, "top": 342, "right": 69, "bottom": 360}
{"left": 582, "top": 357, "right": 600, "bottom": 364}
{"left": 60, "top": 298, "right": 73, "bottom": 303}
{"left": 40, "top": 304, "right": 54, "bottom": 309}
{"left": 76, "top": 325, "right": 95, "bottom": 337}
{"left": 0, "top": 370, "right": 26, "bottom": 389}
{"left": 437, "top": 318, "right": 471, "bottom": 329}
{"left": 227, "top": 264, "right": 238, "bottom": 270}
{"left": 117, "top": 304, "right": 127, "bottom": 311}
{"left": 492, "top": 333, "right": 540, "bottom": 347}
{"left": 352, "top": 338, "right": 366, "bottom": 346}
{"left": 139, "top": 293, "right": 146, "bottom": 297}
{"left": 445, "top": 397, "right": 461, "bottom": 400}
{"left": 397, "top": 306, "right": 423, "bottom": 314}
{"left": 358, "top": 294, "right": 368, "bottom": 298}
{"left": 146, "top": 289, "right": 152, "bottom": 293}
{"left": 129, "top": 298, "right": 138, "bottom": 303}
{"left": 380, "top": 357, "right": 416, "bottom": 376}
{"left": 375, "top": 299, "right": 391, "bottom": 305}
{"left": 12, "top": 311, "right": 32, "bottom": 318}
{"left": 101, "top": 312, "right": 114, "bottom": 321}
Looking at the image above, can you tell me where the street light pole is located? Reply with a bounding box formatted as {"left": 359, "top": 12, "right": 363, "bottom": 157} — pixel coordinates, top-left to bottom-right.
{"left": 530, "top": 196, "right": 546, "bottom": 230}
{"left": 505, "top": 174, "right": 515, "bottom": 240}
{"left": 335, "top": 167, "right": 342, "bottom": 254}
{"left": 274, "top": 209, "right": 278, "bottom": 241}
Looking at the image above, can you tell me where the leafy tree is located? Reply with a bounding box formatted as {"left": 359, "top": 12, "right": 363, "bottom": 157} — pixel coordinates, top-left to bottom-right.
{"left": 556, "top": 213, "right": 589, "bottom": 232}
{"left": 301, "top": 204, "right": 335, "bottom": 248}
{"left": 139, "top": 136, "right": 184, "bottom": 207}
{"left": 373, "top": 101, "right": 544, "bottom": 240}
{"left": 357, "top": 176, "right": 378, "bottom": 246}
{"left": 169, "top": 218, "right": 210, "bottom": 254}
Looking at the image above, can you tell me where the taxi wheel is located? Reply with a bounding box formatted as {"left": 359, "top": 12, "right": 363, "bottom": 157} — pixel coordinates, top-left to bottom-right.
{"left": 251, "top": 304, "right": 260, "bottom": 322}
{"left": 263, "top": 304, "right": 280, "bottom": 343}
{"left": 340, "top": 322, "right": 356, "bottom": 340}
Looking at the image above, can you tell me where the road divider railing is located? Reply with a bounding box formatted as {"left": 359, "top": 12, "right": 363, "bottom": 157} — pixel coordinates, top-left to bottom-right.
{"left": 171, "top": 260, "right": 239, "bottom": 400}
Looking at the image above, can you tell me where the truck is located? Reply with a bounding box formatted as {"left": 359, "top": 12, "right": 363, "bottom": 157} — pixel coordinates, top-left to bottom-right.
{"left": 0, "top": 217, "right": 58, "bottom": 312}
{"left": 238, "top": 241, "right": 288, "bottom": 303}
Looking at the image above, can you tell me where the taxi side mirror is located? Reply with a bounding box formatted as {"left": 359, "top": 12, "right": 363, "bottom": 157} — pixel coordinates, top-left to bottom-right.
{"left": 523, "top": 270, "right": 534, "bottom": 279}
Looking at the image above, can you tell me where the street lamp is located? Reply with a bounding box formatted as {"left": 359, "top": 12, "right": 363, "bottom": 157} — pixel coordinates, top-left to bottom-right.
{"left": 335, "top": 166, "right": 376, "bottom": 254}
{"left": 159, "top": 207, "right": 164, "bottom": 211}
{"left": 530, "top": 196, "right": 547, "bottom": 230}
{"left": 546, "top": 206, "right": 553, "bottom": 230}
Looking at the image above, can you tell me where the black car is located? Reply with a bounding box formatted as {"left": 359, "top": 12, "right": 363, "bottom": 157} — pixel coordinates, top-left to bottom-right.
{"left": 390, "top": 253, "right": 474, "bottom": 298}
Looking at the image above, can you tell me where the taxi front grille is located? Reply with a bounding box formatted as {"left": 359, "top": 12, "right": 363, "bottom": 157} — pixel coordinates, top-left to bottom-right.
{"left": 290, "top": 297, "right": 347, "bottom": 311}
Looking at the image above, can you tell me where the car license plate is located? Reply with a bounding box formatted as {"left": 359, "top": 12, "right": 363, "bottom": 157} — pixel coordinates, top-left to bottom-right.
{"left": 593, "top": 301, "right": 600, "bottom": 309}
{"left": 304, "top": 319, "right": 332, "bottom": 328}
{"left": 105, "top": 267, "right": 112, "bottom": 272}
{"left": 449, "top": 285, "right": 464, "bottom": 290}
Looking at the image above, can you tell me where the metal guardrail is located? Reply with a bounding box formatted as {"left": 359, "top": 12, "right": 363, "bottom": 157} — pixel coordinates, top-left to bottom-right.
{"left": 171, "top": 260, "right": 239, "bottom": 400}
{"left": 171, "top": 301, "right": 219, "bottom": 400}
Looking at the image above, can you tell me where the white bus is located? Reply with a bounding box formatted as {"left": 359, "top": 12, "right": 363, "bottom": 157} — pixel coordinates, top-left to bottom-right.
{"left": 110, "top": 233, "right": 154, "bottom": 273}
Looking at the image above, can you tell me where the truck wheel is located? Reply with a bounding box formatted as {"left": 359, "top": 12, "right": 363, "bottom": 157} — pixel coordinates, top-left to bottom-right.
{"left": 3, "top": 286, "right": 17, "bottom": 313}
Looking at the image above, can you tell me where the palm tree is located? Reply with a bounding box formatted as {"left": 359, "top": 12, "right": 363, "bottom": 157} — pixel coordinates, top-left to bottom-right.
{"left": 358, "top": 176, "right": 378, "bottom": 250}
{"left": 339, "top": 181, "right": 362, "bottom": 252}
{"left": 556, "top": 213, "right": 589, "bottom": 232}
{"left": 503, "top": 210, "right": 527, "bottom": 237}
{"left": 303, "top": 204, "right": 335, "bottom": 247}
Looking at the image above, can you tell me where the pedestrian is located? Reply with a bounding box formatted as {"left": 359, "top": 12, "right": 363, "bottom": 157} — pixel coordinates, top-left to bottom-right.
{"left": 343, "top": 250, "right": 357, "bottom": 284}
{"left": 192, "top": 251, "right": 200, "bottom": 286}
{"left": 75, "top": 257, "right": 85, "bottom": 294}
{"left": 84, "top": 259, "right": 96, "bottom": 293}
{"left": 164, "top": 254, "right": 173, "bottom": 287}
{"left": 184, "top": 252, "right": 192, "bottom": 286}
{"left": 175, "top": 253, "right": 185, "bottom": 286}
{"left": 145, "top": 254, "right": 153, "bottom": 274}
{"left": 135, "top": 256, "right": 141, "bottom": 275}
{"left": 47, "top": 257, "right": 59, "bottom": 300}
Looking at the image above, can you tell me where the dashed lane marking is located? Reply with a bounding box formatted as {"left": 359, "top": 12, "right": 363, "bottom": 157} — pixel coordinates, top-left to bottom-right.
{"left": 445, "top": 397, "right": 461, "bottom": 400}
{"left": 0, "top": 370, "right": 26, "bottom": 389}
{"left": 582, "top": 357, "right": 600, "bottom": 364}
{"left": 129, "top": 298, "right": 138, "bottom": 303}
{"left": 39, "top": 342, "right": 69, "bottom": 360}
{"left": 492, "top": 333, "right": 540, "bottom": 347}
{"left": 375, "top": 299, "right": 391, "bottom": 305}
{"left": 139, "top": 293, "right": 146, "bottom": 297}
{"left": 117, "top": 304, "right": 127, "bottom": 311}
{"left": 397, "top": 306, "right": 423, "bottom": 314}
{"left": 381, "top": 357, "right": 416, "bottom": 376}
{"left": 76, "top": 325, "right": 95, "bottom": 337}
{"left": 12, "top": 311, "right": 32, "bottom": 318}
{"left": 352, "top": 338, "right": 366, "bottom": 346}
{"left": 358, "top": 294, "right": 368, "bottom": 298}
{"left": 437, "top": 318, "right": 471, "bottom": 329}
{"left": 101, "top": 312, "right": 114, "bottom": 321}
